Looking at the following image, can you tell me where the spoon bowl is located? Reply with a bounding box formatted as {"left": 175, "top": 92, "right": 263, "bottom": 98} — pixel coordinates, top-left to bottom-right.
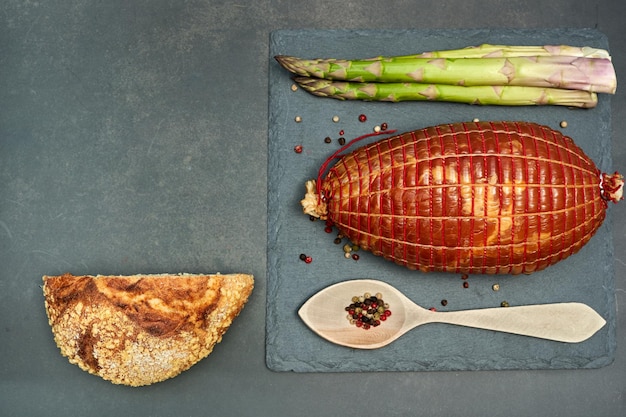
{"left": 298, "top": 279, "right": 607, "bottom": 349}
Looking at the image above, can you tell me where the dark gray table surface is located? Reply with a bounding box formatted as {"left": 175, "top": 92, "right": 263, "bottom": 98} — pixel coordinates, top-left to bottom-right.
{"left": 1, "top": 1, "right": 625, "bottom": 416}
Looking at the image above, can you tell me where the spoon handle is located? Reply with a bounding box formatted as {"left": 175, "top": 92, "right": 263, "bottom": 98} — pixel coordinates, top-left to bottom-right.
{"left": 423, "top": 302, "right": 606, "bottom": 343}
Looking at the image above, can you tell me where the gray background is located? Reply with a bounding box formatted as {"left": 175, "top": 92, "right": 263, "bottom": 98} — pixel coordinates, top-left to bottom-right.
{"left": 1, "top": 1, "right": 625, "bottom": 416}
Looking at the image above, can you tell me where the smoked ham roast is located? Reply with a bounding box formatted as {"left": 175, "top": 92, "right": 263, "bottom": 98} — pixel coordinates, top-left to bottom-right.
{"left": 302, "top": 121, "right": 623, "bottom": 275}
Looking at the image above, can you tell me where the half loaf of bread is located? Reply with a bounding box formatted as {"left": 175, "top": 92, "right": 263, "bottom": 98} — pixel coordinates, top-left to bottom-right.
{"left": 43, "top": 273, "right": 254, "bottom": 386}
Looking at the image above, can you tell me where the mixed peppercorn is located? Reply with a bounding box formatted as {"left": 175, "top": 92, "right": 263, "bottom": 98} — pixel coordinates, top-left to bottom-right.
{"left": 345, "top": 292, "right": 392, "bottom": 330}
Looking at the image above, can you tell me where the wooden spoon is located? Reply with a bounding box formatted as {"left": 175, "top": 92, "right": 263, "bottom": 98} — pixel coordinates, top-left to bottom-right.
{"left": 298, "top": 279, "right": 606, "bottom": 349}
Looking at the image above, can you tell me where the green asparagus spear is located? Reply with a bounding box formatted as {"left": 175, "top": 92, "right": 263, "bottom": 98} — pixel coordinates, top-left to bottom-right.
{"left": 372, "top": 44, "right": 611, "bottom": 60}
{"left": 275, "top": 55, "right": 616, "bottom": 94}
{"left": 294, "top": 76, "right": 598, "bottom": 108}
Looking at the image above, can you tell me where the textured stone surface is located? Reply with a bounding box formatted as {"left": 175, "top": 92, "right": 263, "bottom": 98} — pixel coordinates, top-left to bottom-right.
{"left": 267, "top": 28, "right": 615, "bottom": 372}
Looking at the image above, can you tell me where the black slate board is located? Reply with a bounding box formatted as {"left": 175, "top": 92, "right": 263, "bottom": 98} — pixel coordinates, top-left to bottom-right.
{"left": 267, "top": 28, "right": 616, "bottom": 372}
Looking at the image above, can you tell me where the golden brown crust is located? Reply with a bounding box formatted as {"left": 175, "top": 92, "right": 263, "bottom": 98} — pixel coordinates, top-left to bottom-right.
{"left": 43, "top": 273, "right": 254, "bottom": 386}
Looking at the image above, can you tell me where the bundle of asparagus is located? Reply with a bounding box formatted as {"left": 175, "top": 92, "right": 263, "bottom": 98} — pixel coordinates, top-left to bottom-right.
{"left": 275, "top": 44, "right": 617, "bottom": 107}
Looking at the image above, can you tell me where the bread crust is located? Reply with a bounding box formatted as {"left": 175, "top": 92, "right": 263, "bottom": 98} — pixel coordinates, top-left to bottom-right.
{"left": 43, "top": 273, "right": 254, "bottom": 386}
